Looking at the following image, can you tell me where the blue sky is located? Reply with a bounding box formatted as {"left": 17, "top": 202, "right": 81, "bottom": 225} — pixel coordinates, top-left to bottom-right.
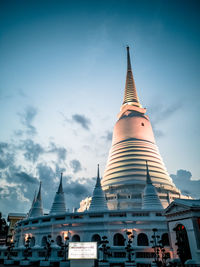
{"left": 0, "top": 0, "right": 199, "bottom": 216}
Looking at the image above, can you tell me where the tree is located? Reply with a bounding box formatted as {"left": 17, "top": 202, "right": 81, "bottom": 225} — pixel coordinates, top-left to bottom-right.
{"left": 0, "top": 212, "right": 8, "bottom": 245}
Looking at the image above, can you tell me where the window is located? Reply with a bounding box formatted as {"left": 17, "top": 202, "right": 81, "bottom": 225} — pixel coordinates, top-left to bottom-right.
{"left": 71, "top": 215, "right": 83, "bottom": 219}
{"left": 137, "top": 233, "right": 149, "bottom": 246}
{"left": 136, "top": 252, "right": 155, "bottom": 258}
{"left": 89, "top": 214, "right": 104, "bottom": 218}
{"left": 42, "top": 218, "right": 51, "bottom": 222}
{"left": 161, "top": 233, "right": 170, "bottom": 246}
{"left": 41, "top": 236, "right": 47, "bottom": 246}
{"left": 132, "top": 212, "right": 149, "bottom": 217}
{"left": 91, "top": 234, "right": 101, "bottom": 245}
{"left": 156, "top": 212, "right": 162, "bottom": 216}
{"left": 109, "top": 213, "right": 126, "bottom": 217}
{"left": 55, "top": 216, "right": 65, "bottom": 221}
{"left": 30, "top": 236, "right": 35, "bottom": 247}
{"left": 113, "top": 233, "right": 125, "bottom": 246}
{"left": 137, "top": 264, "right": 151, "bottom": 267}
{"left": 72, "top": 234, "right": 80, "bottom": 242}
{"left": 56, "top": 235, "right": 62, "bottom": 246}
{"left": 114, "top": 252, "right": 126, "bottom": 258}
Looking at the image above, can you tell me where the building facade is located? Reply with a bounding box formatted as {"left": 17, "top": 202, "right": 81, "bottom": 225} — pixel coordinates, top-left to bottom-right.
{"left": 0, "top": 47, "right": 199, "bottom": 267}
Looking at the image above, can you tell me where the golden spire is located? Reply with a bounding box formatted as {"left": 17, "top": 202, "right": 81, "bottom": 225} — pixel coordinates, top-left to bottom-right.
{"left": 122, "top": 46, "right": 141, "bottom": 108}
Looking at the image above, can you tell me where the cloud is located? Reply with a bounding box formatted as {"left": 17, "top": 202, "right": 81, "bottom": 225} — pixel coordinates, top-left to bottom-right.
{"left": 149, "top": 103, "right": 182, "bottom": 138}
{"left": 36, "top": 163, "right": 56, "bottom": 184}
{"left": 0, "top": 185, "right": 30, "bottom": 214}
{"left": 150, "top": 103, "right": 182, "bottom": 124}
{"left": 102, "top": 131, "right": 113, "bottom": 141}
{"left": 70, "top": 159, "right": 82, "bottom": 173}
{"left": 15, "top": 172, "right": 38, "bottom": 184}
{"left": 72, "top": 114, "right": 91, "bottom": 130}
{"left": 17, "top": 89, "right": 27, "bottom": 98}
{"left": 0, "top": 142, "right": 15, "bottom": 170}
{"left": 170, "top": 169, "right": 200, "bottom": 199}
{"left": 63, "top": 178, "right": 95, "bottom": 209}
{"left": 18, "top": 106, "right": 38, "bottom": 135}
{"left": 64, "top": 182, "right": 90, "bottom": 197}
{"left": 0, "top": 136, "right": 69, "bottom": 215}
{"left": 20, "top": 139, "right": 44, "bottom": 163}
{"left": 0, "top": 142, "right": 9, "bottom": 154}
{"left": 48, "top": 142, "right": 67, "bottom": 162}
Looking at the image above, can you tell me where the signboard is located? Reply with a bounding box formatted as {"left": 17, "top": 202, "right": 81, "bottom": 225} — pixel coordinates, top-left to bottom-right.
{"left": 68, "top": 242, "right": 97, "bottom": 259}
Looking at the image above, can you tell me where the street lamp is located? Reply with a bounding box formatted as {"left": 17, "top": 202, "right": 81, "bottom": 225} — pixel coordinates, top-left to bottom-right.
{"left": 99, "top": 236, "right": 111, "bottom": 262}
{"left": 44, "top": 234, "right": 54, "bottom": 261}
{"left": 24, "top": 235, "right": 32, "bottom": 261}
{"left": 150, "top": 228, "right": 161, "bottom": 267}
{"left": 125, "top": 231, "right": 134, "bottom": 263}
{"left": 61, "top": 236, "right": 69, "bottom": 261}
{"left": 6, "top": 235, "right": 15, "bottom": 260}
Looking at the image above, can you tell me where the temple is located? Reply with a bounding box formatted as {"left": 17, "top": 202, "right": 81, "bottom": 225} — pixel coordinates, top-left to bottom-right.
{"left": 1, "top": 47, "right": 199, "bottom": 267}
{"left": 102, "top": 46, "right": 181, "bottom": 209}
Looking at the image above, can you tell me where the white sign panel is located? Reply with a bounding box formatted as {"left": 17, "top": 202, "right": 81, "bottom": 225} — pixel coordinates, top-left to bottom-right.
{"left": 68, "top": 242, "right": 97, "bottom": 259}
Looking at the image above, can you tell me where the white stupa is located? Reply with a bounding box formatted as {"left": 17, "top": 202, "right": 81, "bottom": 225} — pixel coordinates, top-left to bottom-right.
{"left": 142, "top": 161, "right": 164, "bottom": 210}
{"left": 50, "top": 173, "right": 66, "bottom": 214}
{"left": 89, "top": 165, "right": 108, "bottom": 211}
{"left": 102, "top": 46, "right": 181, "bottom": 209}
{"left": 29, "top": 182, "right": 43, "bottom": 217}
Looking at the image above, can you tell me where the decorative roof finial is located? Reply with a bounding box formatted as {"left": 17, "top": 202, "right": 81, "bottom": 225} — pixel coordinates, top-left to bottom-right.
{"left": 97, "top": 164, "right": 100, "bottom": 178}
{"left": 146, "top": 161, "right": 152, "bottom": 184}
{"left": 57, "top": 172, "right": 64, "bottom": 194}
{"left": 126, "top": 45, "right": 132, "bottom": 71}
{"left": 122, "top": 46, "right": 141, "bottom": 108}
{"left": 96, "top": 164, "right": 101, "bottom": 187}
{"left": 37, "top": 181, "right": 42, "bottom": 201}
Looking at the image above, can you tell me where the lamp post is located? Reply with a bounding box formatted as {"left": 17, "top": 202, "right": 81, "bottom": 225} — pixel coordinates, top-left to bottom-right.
{"left": 6, "top": 235, "right": 15, "bottom": 260}
{"left": 99, "top": 236, "right": 111, "bottom": 262}
{"left": 125, "top": 231, "right": 134, "bottom": 263}
{"left": 24, "top": 236, "right": 32, "bottom": 261}
{"left": 61, "top": 236, "right": 69, "bottom": 261}
{"left": 44, "top": 234, "right": 54, "bottom": 261}
{"left": 150, "top": 228, "right": 161, "bottom": 267}
{"left": 159, "top": 245, "right": 168, "bottom": 267}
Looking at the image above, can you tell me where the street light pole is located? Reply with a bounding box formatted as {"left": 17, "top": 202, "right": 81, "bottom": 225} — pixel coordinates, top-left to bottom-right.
{"left": 125, "top": 231, "right": 134, "bottom": 263}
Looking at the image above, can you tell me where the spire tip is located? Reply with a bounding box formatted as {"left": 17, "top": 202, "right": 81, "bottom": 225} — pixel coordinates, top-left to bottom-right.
{"left": 97, "top": 164, "right": 100, "bottom": 179}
